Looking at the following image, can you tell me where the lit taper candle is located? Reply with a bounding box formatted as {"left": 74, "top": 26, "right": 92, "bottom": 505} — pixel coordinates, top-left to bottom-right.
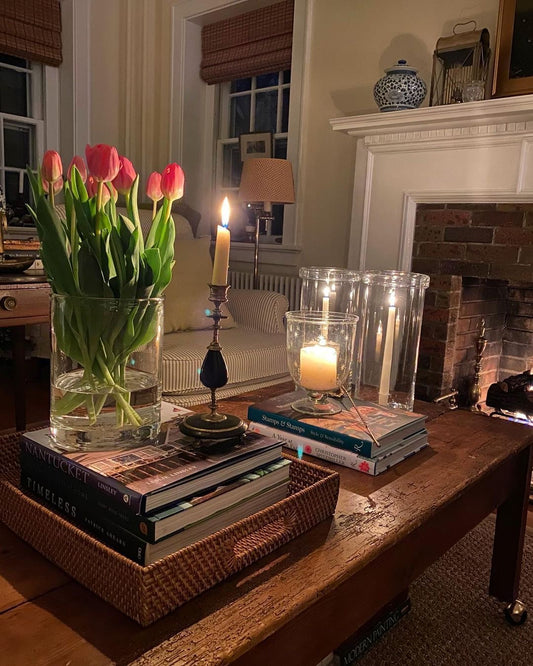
{"left": 212, "top": 197, "right": 231, "bottom": 285}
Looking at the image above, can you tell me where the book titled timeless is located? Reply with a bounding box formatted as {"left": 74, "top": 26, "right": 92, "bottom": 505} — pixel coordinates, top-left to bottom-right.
{"left": 20, "top": 427, "right": 283, "bottom": 514}
{"left": 247, "top": 390, "right": 427, "bottom": 458}
{"left": 248, "top": 422, "right": 428, "bottom": 476}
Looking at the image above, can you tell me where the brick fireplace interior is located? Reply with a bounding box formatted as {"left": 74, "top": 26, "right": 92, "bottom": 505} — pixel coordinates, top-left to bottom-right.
{"left": 412, "top": 203, "right": 533, "bottom": 408}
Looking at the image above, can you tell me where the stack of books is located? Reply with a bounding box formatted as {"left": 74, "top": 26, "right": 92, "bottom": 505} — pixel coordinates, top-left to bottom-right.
{"left": 247, "top": 389, "right": 428, "bottom": 476}
{"left": 19, "top": 406, "right": 290, "bottom": 565}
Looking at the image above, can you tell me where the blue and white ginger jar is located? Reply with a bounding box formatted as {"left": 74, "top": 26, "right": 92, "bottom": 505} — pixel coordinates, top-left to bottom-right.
{"left": 373, "top": 60, "right": 427, "bottom": 112}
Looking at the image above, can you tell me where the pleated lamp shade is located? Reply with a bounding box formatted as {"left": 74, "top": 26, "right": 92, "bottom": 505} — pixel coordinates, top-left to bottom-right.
{"left": 238, "top": 158, "right": 295, "bottom": 211}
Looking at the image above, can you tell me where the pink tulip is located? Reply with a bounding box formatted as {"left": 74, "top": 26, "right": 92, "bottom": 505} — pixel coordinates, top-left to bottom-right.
{"left": 86, "top": 176, "right": 111, "bottom": 205}
{"left": 42, "top": 176, "right": 63, "bottom": 195}
{"left": 67, "top": 155, "right": 87, "bottom": 183}
{"left": 112, "top": 156, "right": 136, "bottom": 195}
{"left": 41, "top": 150, "right": 63, "bottom": 183}
{"left": 85, "top": 143, "right": 120, "bottom": 182}
{"left": 160, "top": 163, "right": 184, "bottom": 201}
{"left": 146, "top": 171, "right": 163, "bottom": 202}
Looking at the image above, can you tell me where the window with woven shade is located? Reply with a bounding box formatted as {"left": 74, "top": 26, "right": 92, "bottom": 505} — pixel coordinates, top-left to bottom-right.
{"left": 210, "top": 2, "right": 294, "bottom": 244}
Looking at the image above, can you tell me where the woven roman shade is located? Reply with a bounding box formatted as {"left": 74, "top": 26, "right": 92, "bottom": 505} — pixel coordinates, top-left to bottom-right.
{"left": 200, "top": 1, "right": 293, "bottom": 84}
{"left": 0, "top": 0, "right": 62, "bottom": 67}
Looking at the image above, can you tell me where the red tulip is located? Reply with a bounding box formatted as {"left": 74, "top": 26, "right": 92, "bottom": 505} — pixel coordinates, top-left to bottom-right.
{"left": 86, "top": 176, "right": 111, "bottom": 205}
{"left": 67, "top": 155, "right": 87, "bottom": 183}
{"left": 146, "top": 171, "right": 163, "bottom": 202}
{"left": 41, "top": 150, "right": 62, "bottom": 183}
{"left": 160, "top": 163, "right": 184, "bottom": 201}
{"left": 85, "top": 143, "right": 120, "bottom": 182}
{"left": 42, "top": 176, "right": 63, "bottom": 195}
{"left": 112, "top": 156, "right": 136, "bottom": 195}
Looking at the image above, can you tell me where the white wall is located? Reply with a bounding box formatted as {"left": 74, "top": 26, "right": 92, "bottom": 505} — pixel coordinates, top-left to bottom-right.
{"left": 298, "top": 0, "right": 499, "bottom": 268}
{"left": 68, "top": 0, "right": 500, "bottom": 267}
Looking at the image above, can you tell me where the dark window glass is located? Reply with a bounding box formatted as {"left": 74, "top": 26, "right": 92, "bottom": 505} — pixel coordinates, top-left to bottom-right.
{"left": 281, "top": 89, "right": 290, "bottom": 132}
{"left": 230, "top": 95, "right": 251, "bottom": 137}
{"left": 271, "top": 204, "right": 284, "bottom": 236}
{"left": 273, "top": 137, "right": 287, "bottom": 159}
{"left": 0, "top": 67, "right": 28, "bottom": 116}
{"left": 256, "top": 72, "right": 278, "bottom": 88}
{"left": 4, "top": 125, "right": 31, "bottom": 168}
{"left": 255, "top": 90, "right": 277, "bottom": 132}
{"left": 231, "top": 78, "right": 252, "bottom": 93}
{"left": 283, "top": 69, "right": 291, "bottom": 84}
{"left": 0, "top": 54, "right": 27, "bottom": 68}
{"left": 222, "top": 144, "right": 242, "bottom": 188}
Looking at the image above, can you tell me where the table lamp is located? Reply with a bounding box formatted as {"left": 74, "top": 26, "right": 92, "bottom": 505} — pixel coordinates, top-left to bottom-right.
{"left": 238, "top": 158, "right": 295, "bottom": 288}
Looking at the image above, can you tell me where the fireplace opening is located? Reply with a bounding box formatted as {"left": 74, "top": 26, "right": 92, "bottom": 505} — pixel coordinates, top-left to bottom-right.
{"left": 412, "top": 203, "right": 533, "bottom": 415}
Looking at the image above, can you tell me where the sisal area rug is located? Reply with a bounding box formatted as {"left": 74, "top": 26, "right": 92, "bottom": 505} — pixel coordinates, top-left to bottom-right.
{"left": 353, "top": 515, "right": 533, "bottom": 665}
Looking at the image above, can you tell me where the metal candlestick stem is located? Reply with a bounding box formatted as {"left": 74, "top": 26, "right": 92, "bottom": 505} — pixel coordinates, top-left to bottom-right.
{"left": 179, "top": 284, "right": 246, "bottom": 439}
{"left": 468, "top": 317, "right": 487, "bottom": 411}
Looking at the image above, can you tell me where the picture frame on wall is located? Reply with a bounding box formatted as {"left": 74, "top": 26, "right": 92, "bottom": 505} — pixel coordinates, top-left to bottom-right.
{"left": 239, "top": 132, "right": 272, "bottom": 161}
{"left": 493, "top": 0, "right": 533, "bottom": 97}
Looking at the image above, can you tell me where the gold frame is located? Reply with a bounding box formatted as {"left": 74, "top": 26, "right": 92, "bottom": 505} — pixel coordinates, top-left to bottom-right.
{"left": 493, "top": 0, "right": 533, "bottom": 97}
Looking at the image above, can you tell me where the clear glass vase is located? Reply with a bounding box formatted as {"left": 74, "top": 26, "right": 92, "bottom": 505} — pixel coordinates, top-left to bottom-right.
{"left": 358, "top": 271, "right": 429, "bottom": 411}
{"left": 50, "top": 294, "right": 163, "bottom": 451}
{"left": 286, "top": 310, "right": 358, "bottom": 415}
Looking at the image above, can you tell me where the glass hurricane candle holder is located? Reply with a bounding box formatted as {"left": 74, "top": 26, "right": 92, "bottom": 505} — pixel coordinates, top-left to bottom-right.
{"left": 358, "top": 270, "right": 429, "bottom": 411}
{"left": 286, "top": 310, "right": 358, "bottom": 415}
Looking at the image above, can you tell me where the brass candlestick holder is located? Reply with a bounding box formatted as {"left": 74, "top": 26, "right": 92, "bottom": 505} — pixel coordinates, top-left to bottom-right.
{"left": 179, "top": 284, "right": 246, "bottom": 439}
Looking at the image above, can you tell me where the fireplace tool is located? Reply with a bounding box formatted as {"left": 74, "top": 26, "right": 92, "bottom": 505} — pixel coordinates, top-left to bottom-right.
{"left": 467, "top": 317, "right": 487, "bottom": 411}
{"left": 179, "top": 284, "right": 246, "bottom": 440}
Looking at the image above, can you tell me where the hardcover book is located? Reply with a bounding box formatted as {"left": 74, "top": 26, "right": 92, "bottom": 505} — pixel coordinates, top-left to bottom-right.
{"left": 247, "top": 390, "right": 427, "bottom": 458}
{"left": 21, "top": 464, "right": 290, "bottom": 565}
{"left": 20, "top": 426, "right": 283, "bottom": 514}
{"left": 248, "top": 422, "right": 428, "bottom": 476}
{"left": 21, "top": 455, "right": 290, "bottom": 542}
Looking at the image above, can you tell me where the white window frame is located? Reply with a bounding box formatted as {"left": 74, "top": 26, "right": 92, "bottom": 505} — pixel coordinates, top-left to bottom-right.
{"left": 170, "top": 0, "right": 310, "bottom": 269}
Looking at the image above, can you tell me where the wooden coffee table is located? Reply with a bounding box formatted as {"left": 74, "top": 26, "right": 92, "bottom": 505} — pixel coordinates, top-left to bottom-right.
{"left": 0, "top": 383, "right": 532, "bottom": 665}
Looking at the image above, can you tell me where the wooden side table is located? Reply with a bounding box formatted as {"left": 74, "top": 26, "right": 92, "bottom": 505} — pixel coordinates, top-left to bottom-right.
{"left": 0, "top": 273, "right": 50, "bottom": 429}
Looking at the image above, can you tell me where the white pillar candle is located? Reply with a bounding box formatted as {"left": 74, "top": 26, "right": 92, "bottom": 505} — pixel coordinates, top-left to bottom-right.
{"left": 375, "top": 320, "right": 383, "bottom": 361}
{"left": 300, "top": 344, "right": 338, "bottom": 391}
{"left": 19, "top": 171, "right": 24, "bottom": 194}
{"left": 378, "top": 293, "right": 396, "bottom": 405}
{"left": 212, "top": 197, "right": 231, "bottom": 285}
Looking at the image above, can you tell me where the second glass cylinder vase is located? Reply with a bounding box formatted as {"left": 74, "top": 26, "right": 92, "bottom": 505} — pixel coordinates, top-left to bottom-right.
{"left": 50, "top": 294, "right": 163, "bottom": 451}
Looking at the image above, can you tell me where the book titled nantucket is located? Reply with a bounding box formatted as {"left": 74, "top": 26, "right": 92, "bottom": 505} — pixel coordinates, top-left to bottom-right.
{"left": 247, "top": 389, "right": 427, "bottom": 458}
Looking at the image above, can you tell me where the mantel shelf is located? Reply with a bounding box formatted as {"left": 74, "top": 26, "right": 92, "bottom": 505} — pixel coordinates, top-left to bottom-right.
{"left": 330, "top": 94, "right": 533, "bottom": 137}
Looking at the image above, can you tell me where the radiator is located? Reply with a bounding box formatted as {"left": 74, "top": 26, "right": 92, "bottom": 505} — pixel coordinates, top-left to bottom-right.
{"left": 228, "top": 271, "right": 302, "bottom": 310}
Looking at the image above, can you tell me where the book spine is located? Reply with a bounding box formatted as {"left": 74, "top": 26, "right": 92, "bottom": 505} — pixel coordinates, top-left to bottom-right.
{"left": 247, "top": 405, "right": 379, "bottom": 457}
{"left": 20, "top": 453, "right": 156, "bottom": 541}
{"left": 19, "top": 468, "right": 148, "bottom": 564}
{"left": 248, "top": 423, "right": 378, "bottom": 475}
{"left": 20, "top": 433, "right": 144, "bottom": 514}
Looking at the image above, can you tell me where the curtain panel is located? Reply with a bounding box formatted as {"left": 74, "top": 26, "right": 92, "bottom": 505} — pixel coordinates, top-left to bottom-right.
{"left": 0, "top": 0, "right": 62, "bottom": 67}
{"left": 201, "top": 1, "right": 294, "bottom": 84}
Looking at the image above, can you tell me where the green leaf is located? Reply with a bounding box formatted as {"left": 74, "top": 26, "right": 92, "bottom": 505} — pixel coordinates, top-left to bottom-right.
{"left": 78, "top": 243, "right": 105, "bottom": 297}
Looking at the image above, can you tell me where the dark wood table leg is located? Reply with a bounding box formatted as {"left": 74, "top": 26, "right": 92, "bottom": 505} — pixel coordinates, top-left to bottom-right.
{"left": 489, "top": 444, "right": 533, "bottom": 603}
{"left": 11, "top": 325, "right": 27, "bottom": 431}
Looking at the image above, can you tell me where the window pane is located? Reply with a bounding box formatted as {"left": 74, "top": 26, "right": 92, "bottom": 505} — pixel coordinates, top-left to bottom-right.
{"left": 256, "top": 72, "right": 278, "bottom": 88}
{"left": 274, "top": 137, "right": 287, "bottom": 159}
{"left": 281, "top": 89, "right": 290, "bottom": 132}
{"left": 283, "top": 69, "right": 291, "bottom": 84}
{"left": 0, "top": 67, "right": 28, "bottom": 115}
{"left": 271, "top": 204, "right": 284, "bottom": 236}
{"left": 4, "top": 124, "right": 32, "bottom": 168}
{"left": 222, "top": 144, "right": 242, "bottom": 188}
{"left": 255, "top": 91, "right": 277, "bottom": 132}
{"left": 231, "top": 78, "right": 251, "bottom": 93}
{"left": 0, "top": 54, "right": 27, "bottom": 68}
{"left": 230, "top": 95, "right": 251, "bottom": 137}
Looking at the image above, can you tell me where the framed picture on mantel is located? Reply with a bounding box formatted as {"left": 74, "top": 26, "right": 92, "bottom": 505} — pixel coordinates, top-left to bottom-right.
{"left": 493, "top": 0, "right": 533, "bottom": 97}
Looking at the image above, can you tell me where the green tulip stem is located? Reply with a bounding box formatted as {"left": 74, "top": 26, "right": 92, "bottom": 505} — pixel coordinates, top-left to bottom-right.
{"left": 49, "top": 184, "right": 55, "bottom": 209}
{"left": 152, "top": 200, "right": 157, "bottom": 220}
{"left": 96, "top": 180, "right": 104, "bottom": 211}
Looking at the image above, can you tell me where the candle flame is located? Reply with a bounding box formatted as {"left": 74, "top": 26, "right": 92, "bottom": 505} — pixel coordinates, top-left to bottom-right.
{"left": 221, "top": 196, "right": 230, "bottom": 228}
{"left": 323, "top": 286, "right": 330, "bottom": 298}
{"left": 389, "top": 290, "right": 396, "bottom": 307}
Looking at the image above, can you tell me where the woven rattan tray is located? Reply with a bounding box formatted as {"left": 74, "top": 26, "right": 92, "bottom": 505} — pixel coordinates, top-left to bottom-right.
{"left": 0, "top": 431, "right": 339, "bottom": 626}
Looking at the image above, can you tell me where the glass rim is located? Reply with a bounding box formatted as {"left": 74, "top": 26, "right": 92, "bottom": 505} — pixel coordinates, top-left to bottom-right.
{"left": 286, "top": 310, "right": 359, "bottom": 323}
{"left": 51, "top": 293, "right": 164, "bottom": 304}
{"left": 361, "top": 270, "right": 430, "bottom": 288}
{"left": 299, "top": 266, "right": 362, "bottom": 282}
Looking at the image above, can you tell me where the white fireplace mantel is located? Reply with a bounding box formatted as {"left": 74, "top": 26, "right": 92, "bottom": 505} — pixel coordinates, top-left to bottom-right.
{"left": 330, "top": 95, "right": 533, "bottom": 271}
